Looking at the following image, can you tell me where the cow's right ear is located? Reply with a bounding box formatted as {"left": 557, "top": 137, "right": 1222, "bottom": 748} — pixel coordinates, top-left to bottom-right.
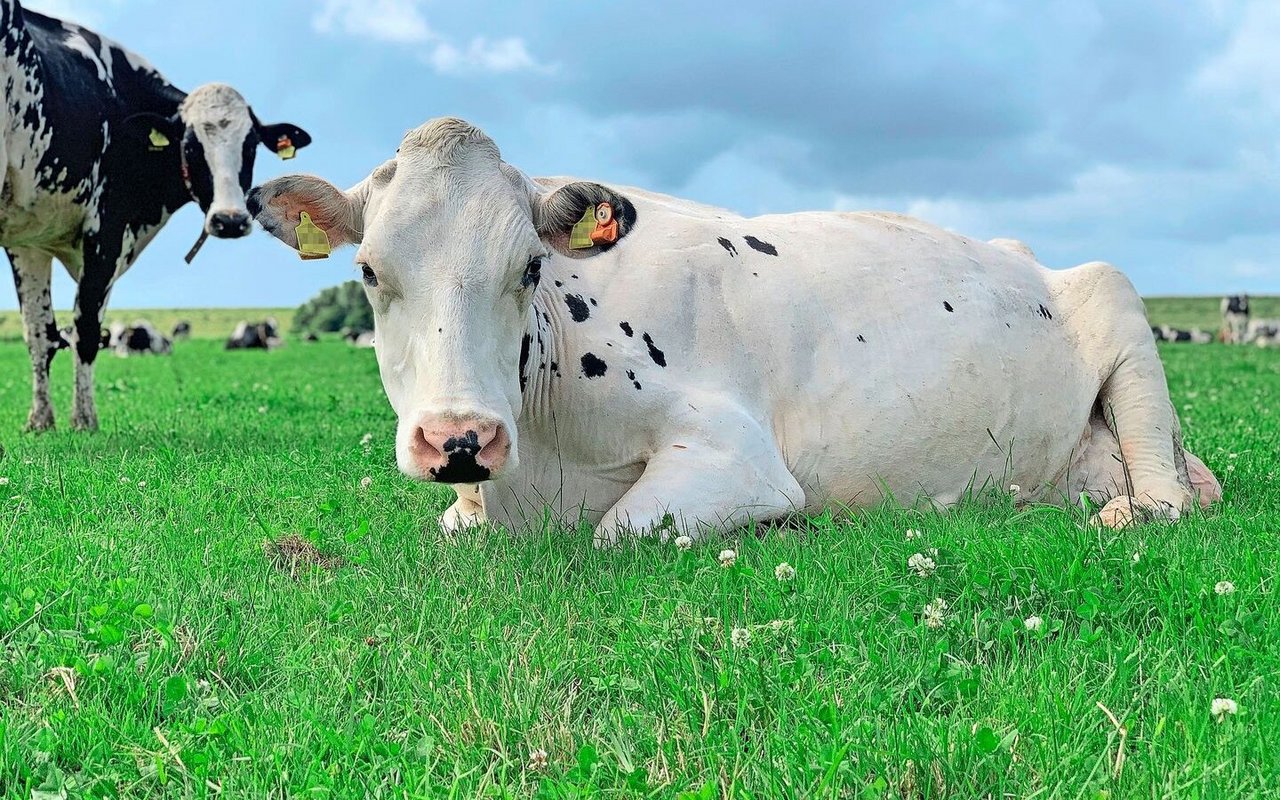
{"left": 121, "top": 112, "right": 184, "bottom": 151}
{"left": 534, "top": 182, "right": 637, "bottom": 258}
{"left": 247, "top": 174, "right": 364, "bottom": 257}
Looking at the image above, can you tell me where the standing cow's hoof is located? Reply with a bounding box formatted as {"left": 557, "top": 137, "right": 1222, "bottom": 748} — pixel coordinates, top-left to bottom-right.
{"left": 1091, "top": 495, "right": 1181, "bottom": 529}
{"left": 25, "top": 407, "right": 55, "bottom": 433}
{"left": 71, "top": 411, "right": 99, "bottom": 432}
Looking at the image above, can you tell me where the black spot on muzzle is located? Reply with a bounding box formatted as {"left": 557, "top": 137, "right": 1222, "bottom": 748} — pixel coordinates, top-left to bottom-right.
{"left": 428, "top": 430, "right": 493, "bottom": 484}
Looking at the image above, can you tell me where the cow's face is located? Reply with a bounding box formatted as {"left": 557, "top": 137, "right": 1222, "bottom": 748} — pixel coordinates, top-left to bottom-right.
{"left": 126, "top": 84, "right": 311, "bottom": 239}
{"left": 250, "top": 118, "right": 636, "bottom": 485}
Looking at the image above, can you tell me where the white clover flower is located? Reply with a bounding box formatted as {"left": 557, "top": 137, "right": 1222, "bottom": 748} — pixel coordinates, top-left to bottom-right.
{"left": 730, "top": 627, "right": 751, "bottom": 648}
{"left": 0, "top": 477, "right": 8, "bottom": 486}
{"left": 257, "top": 406, "right": 268, "bottom": 414}
{"left": 1211, "top": 697, "right": 1239, "bottom": 722}
{"left": 905, "top": 528, "right": 922, "bottom": 540}
{"left": 718, "top": 548, "right": 737, "bottom": 568}
{"left": 674, "top": 535, "right": 693, "bottom": 551}
{"left": 360, "top": 432, "right": 374, "bottom": 446}
{"left": 137, "top": 481, "right": 147, "bottom": 488}
{"left": 774, "top": 562, "right": 796, "bottom": 582}
{"left": 527, "top": 748, "right": 549, "bottom": 771}
{"left": 119, "top": 476, "right": 131, "bottom": 484}
{"left": 922, "top": 598, "right": 948, "bottom": 629}
{"left": 1132, "top": 551, "right": 1142, "bottom": 563}
{"left": 1214, "top": 581, "right": 1235, "bottom": 596}
{"left": 1024, "top": 615, "right": 1043, "bottom": 632}
{"left": 360, "top": 476, "right": 373, "bottom": 490}
{"left": 908, "top": 552, "right": 937, "bottom": 577}
{"left": 1009, "top": 483, "right": 1021, "bottom": 495}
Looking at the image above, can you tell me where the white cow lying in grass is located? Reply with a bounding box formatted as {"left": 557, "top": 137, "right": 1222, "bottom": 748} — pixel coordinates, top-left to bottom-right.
{"left": 251, "top": 118, "right": 1221, "bottom": 541}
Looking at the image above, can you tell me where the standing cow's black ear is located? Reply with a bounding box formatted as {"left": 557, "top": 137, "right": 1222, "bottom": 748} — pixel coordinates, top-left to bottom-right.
{"left": 534, "top": 182, "right": 637, "bottom": 259}
{"left": 121, "top": 112, "right": 184, "bottom": 152}
{"left": 256, "top": 122, "right": 313, "bottom": 160}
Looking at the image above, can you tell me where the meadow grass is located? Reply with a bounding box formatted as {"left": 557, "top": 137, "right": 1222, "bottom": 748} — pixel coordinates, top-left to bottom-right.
{"left": 0, "top": 336, "right": 1277, "bottom": 798}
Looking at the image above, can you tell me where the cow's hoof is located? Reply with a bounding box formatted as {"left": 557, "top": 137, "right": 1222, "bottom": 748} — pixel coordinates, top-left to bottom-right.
{"left": 71, "top": 412, "right": 99, "bottom": 432}
{"left": 438, "top": 500, "right": 485, "bottom": 533}
{"left": 1091, "top": 495, "right": 1180, "bottom": 529}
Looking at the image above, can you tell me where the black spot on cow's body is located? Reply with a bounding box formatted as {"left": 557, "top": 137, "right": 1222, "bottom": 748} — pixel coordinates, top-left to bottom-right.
{"left": 571, "top": 274, "right": 579, "bottom": 280}
{"left": 857, "top": 334, "right": 866, "bottom": 343}
{"left": 619, "top": 321, "right": 634, "bottom": 337}
{"left": 944, "top": 301, "right": 954, "bottom": 312}
{"left": 718, "top": 237, "right": 738, "bottom": 257}
{"left": 518, "top": 333, "right": 531, "bottom": 392}
{"left": 626, "top": 369, "right": 642, "bottom": 391}
{"left": 589, "top": 298, "right": 597, "bottom": 307}
{"left": 563, "top": 293, "right": 590, "bottom": 322}
{"left": 642, "top": 333, "right": 667, "bottom": 367}
{"left": 1037, "top": 303, "right": 1053, "bottom": 320}
{"left": 744, "top": 236, "right": 778, "bottom": 256}
{"left": 554, "top": 280, "right": 563, "bottom": 288}
{"left": 581, "top": 353, "right": 607, "bottom": 378}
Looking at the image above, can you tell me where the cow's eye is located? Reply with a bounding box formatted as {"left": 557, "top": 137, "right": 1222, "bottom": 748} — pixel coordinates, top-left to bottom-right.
{"left": 360, "top": 264, "right": 378, "bottom": 288}
{"left": 522, "top": 256, "right": 543, "bottom": 289}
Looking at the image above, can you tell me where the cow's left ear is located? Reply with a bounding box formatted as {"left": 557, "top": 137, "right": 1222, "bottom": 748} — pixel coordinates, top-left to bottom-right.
{"left": 121, "top": 112, "right": 184, "bottom": 152}
{"left": 256, "top": 122, "right": 313, "bottom": 160}
{"left": 534, "top": 182, "right": 637, "bottom": 258}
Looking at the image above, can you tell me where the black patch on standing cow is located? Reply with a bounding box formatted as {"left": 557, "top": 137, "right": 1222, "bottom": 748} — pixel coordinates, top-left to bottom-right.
{"left": 564, "top": 293, "right": 590, "bottom": 323}
{"left": 718, "top": 237, "right": 738, "bottom": 257}
{"left": 619, "top": 322, "right": 634, "bottom": 337}
{"left": 943, "top": 301, "right": 954, "bottom": 313}
{"left": 581, "top": 353, "right": 607, "bottom": 378}
{"left": 857, "top": 334, "right": 866, "bottom": 343}
{"left": 626, "top": 369, "right": 642, "bottom": 391}
{"left": 1037, "top": 304, "right": 1053, "bottom": 320}
{"left": 744, "top": 236, "right": 778, "bottom": 256}
{"left": 642, "top": 333, "right": 667, "bottom": 367}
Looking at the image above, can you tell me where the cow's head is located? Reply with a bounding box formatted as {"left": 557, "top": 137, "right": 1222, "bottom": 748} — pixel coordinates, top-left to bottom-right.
{"left": 125, "top": 83, "right": 311, "bottom": 239}
{"left": 250, "top": 118, "right": 636, "bottom": 484}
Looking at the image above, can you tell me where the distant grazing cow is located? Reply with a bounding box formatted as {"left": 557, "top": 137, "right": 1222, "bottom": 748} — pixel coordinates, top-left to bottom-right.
{"left": 1150, "top": 325, "right": 1166, "bottom": 342}
{"left": 114, "top": 320, "right": 170, "bottom": 356}
{"left": 1245, "top": 318, "right": 1279, "bottom": 344}
{"left": 303, "top": 332, "right": 320, "bottom": 342}
{"left": 225, "top": 319, "right": 281, "bottom": 350}
{"left": 251, "top": 117, "right": 1221, "bottom": 540}
{"left": 2, "top": 0, "right": 312, "bottom": 431}
{"left": 172, "top": 321, "right": 192, "bottom": 339}
{"left": 344, "top": 329, "right": 375, "bottom": 348}
{"left": 1160, "top": 326, "right": 1213, "bottom": 344}
{"left": 1220, "top": 295, "right": 1249, "bottom": 343}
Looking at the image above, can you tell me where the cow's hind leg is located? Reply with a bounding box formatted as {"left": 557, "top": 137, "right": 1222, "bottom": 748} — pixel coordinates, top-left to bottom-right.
{"left": 1064, "top": 263, "right": 1192, "bottom": 527}
{"left": 593, "top": 399, "right": 806, "bottom": 546}
{"left": 8, "top": 248, "right": 60, "bottom": 432}
{"left": 71, "top": 264, "right": 114, "bottom": 431}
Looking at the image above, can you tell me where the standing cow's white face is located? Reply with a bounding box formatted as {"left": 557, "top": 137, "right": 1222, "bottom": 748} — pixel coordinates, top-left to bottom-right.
{"left": 249, "top": 118, "right": 636, "bottom": 484}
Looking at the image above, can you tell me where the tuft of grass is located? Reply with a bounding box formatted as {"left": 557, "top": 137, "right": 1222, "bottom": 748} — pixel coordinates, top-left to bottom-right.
{"left": 0, "top": 338, "right": 1276, "bottom": 797}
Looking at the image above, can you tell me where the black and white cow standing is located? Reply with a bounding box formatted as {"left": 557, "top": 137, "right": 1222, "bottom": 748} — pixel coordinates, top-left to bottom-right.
{"left": 1, "top": 0, "right": 312, "bottom": 430}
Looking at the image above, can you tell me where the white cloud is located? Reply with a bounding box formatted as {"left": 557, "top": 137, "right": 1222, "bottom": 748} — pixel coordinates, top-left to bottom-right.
{"left": 313, "top": 0, "right": 545, "bottom": 74}
{"left": 427, "top": 36, "right": 541, "bottom": 75}
{"left": 313, "top": 0, "right": 432, "bottom": 44}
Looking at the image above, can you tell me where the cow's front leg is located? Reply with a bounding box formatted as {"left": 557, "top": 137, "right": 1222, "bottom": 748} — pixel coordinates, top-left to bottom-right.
{"left": 71, "top": 249, "right": 116, "bottom": 432}
{"left": 8, "top": 248, "right": 59, "bottom": 432}
{"left": 439, "top": 484, "right": 486, "bottom": 532}
{"left": 593, "top": 411, "right": 806, "bottom": 546}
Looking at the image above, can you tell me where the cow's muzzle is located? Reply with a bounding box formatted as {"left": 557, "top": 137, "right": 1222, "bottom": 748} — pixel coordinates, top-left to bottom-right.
{"left": 208, "top": 210, "right": 252, "bottom": 239}
{"left": 409, "top": 415, "right": 511, "bottom": 483}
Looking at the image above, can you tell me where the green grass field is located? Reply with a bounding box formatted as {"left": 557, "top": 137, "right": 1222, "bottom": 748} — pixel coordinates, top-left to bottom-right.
{"left": 1, "top": 327, "right": 1278, "bottom": 796}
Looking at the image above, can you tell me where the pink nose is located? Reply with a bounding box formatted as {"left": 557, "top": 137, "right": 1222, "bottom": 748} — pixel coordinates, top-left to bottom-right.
{"left": 410, "top": 415, "right": 510, "bottom": 482}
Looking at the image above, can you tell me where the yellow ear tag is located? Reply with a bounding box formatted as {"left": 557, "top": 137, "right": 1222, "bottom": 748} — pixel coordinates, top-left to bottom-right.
{"left": 295, "top": 211, "right": 331, "bottom": 260}
{"left": 276, "top": 135, "right": 296, "bottom": 160}
{"left": 568, "top": 206, "right": 597, "bottom": 250}
{"left": 148, "top": 128, "right": 170, "bottom": 149}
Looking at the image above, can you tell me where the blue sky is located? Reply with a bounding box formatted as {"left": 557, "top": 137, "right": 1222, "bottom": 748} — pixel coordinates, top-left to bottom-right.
{"left": 9, "top": 0, "right": 1279, "bottom": 310}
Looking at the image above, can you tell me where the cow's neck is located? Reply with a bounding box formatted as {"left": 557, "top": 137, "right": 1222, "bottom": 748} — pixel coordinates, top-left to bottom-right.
{"left": 518, "top": 286, "right": 568, "bottom": 423}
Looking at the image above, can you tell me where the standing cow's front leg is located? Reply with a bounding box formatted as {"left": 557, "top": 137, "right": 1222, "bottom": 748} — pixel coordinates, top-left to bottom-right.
{"left": 593, "top": 402, "right": 806, "bottom": 546}
{"left": 7, "top": 248, "right": 60, "bottom": 432}
{"left": 71, "top": 236, "right": 121, "bottom": 431}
